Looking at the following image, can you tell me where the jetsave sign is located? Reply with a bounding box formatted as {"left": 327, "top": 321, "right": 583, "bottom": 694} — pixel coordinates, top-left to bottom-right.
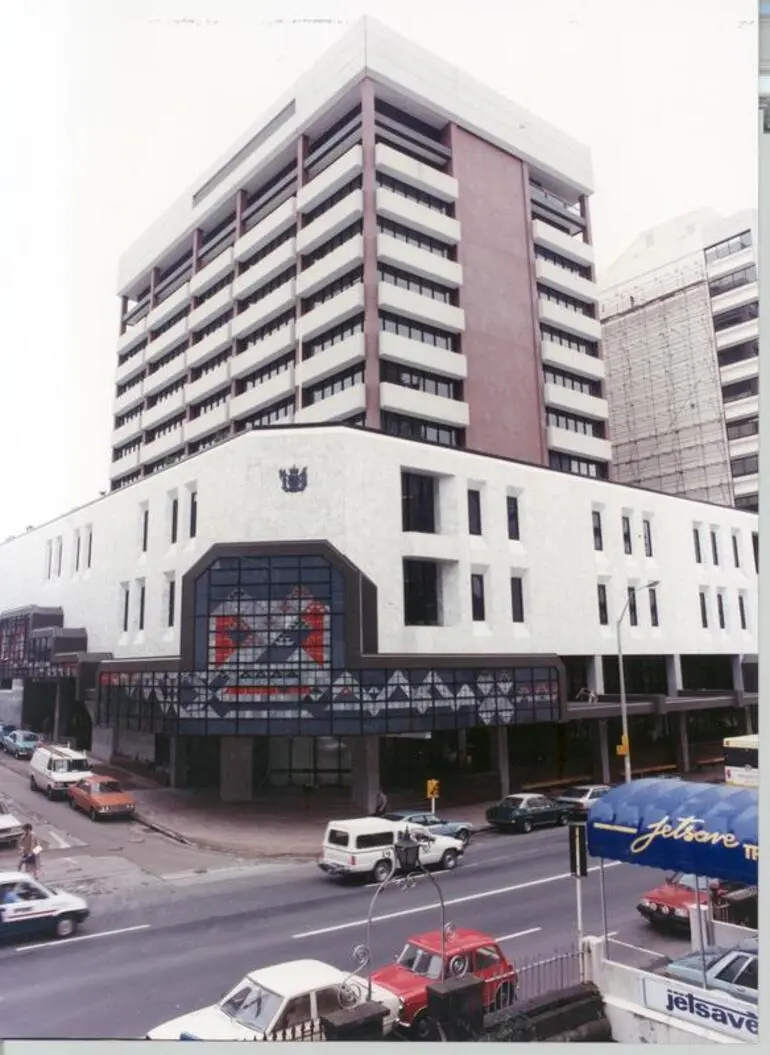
{"left": 641, "top": 976, "right": 758, "bottom": 1041}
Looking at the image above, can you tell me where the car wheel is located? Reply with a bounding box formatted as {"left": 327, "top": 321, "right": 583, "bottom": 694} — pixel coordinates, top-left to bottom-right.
{"left": 456, "top": 828, "right": 471, "bottom": 847}
{"left": 521, "top": 820, "right": 533, "bottom": 834}
{"left": 89, "top": 808, "right": 99, "bottom": 822}
{"left": 68, "top": 796, "right": 77, "bottom": 810}
{"left": 371, "top": 859, "right": 393, "bottom": 884}
{"left": 557, "top": 813, "right": 568, "bottom": 826}
{"left": 495, "top": 981, "right": 516, "bottom": 1010}
{"left": 29, "top": 775, "right": 37, "bottom": 791}
{"left": 45, "top": 786, "right": 54, "bottom": 800}
{"left": 54, "top": 915, "right": 77, "bottom": 940}
{"left": 441, "top": 848, "right": 459, "bottom": 871}
{"left": 411, "top": 1012, "right": 441, "bottom": 1041}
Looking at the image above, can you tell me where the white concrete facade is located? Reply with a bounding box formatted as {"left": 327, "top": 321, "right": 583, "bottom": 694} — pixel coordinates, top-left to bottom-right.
{"left": 0, "top": 427, "right": 758, "bottom": 662}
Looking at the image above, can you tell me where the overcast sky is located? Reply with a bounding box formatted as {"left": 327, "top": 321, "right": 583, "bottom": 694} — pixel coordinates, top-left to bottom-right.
{"left": 0, "top": 0, "right": 757, "bottom": 540}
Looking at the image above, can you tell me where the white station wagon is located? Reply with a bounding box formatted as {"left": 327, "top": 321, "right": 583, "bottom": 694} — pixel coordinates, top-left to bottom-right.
{"left": 145, "top": 959, "right": 402, "bottom": 1040}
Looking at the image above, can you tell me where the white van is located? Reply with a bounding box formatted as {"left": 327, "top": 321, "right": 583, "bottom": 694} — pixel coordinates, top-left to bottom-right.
{"left": 318, "top": 817, "right": 464, "bottom": 882}
{"left": 29, "top": 744, "right": 93, "bottom": 799}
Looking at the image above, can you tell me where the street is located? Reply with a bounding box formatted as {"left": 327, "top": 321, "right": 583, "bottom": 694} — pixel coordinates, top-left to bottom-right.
{"left": 0, "top": 760, "right": 691, "bottom": 1039}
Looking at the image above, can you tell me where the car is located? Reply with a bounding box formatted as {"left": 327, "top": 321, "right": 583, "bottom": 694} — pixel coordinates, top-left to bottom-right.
{"left": 67, "top": 775, "right": 136, "bottom": 821}
{"left": 145, "top": 959, "right": 402, "bottom": 1040}
{"left": 1, "top": 730, "right": 44, "bottom": 760}
{"left": 550, "top": 784, "right": 611, "bottom": 818}
{"left": 485, "top": 793, "right": 570, "bottom": 833}
{"left": 0, "top": 801, "right": 24, "bottom": 848}
{"left": 637, "top": 872, "right": 750, "bottom": 933}
{"left": 318, "top": 818, "right": 465, "bottom": 881}
{"left": 0, "top": 871, "right": 89, "bottom": 943}
{"left": 382, "top": 809, "right": 474, "bottom": 846}
{"left": 664, "top": 938, "right": 758, "bottom": 1005}
{"left": 29, "top": 743, "right": 92, "bottom": 798}
{"left": 371, "top": 927, "right": 519, "bottom": 1039}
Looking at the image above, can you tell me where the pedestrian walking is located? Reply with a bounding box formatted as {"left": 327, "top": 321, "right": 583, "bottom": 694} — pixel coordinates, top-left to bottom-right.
{"left": 373, "top": 788, "right": 389, "bottom": 816}
{"left": 18, "top": 823, "right": 41, "bottom": 880}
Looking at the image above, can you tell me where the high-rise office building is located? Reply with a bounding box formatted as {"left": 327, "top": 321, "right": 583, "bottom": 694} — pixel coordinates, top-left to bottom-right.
{"left": 600, "top": 209, "right": 759, "bottom": 510}
{"left": 110, "top": 16, "right": 610, "bottom": 491}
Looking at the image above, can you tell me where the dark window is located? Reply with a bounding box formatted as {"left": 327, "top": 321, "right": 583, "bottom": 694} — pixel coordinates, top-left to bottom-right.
{"left": 735, "top": 495, "right": 758, "bottom": 512}
{"left": 87, "top": 529, "right": 93, "bottom": 568}
{"left": 699, "top": 591, "right": 709, "bottom": 628}
{"left": 302, "top": 365, "right": 364, "bottom": 406}
{"left": 380, "top": 360, "right": 459, "bottom": 400}
{"left": 467, "top": 490, "right": 482, "bottom": 535}
{"left": 150, "top": 306, "right": 188, "bottom": 340}
{"left": 548, "top": 451, "right": 608, "bottom": 479}
{"left": 708, "top": 263, "right": 757, "bottom": 298}
{"left": 717, "top": 593, "right": 725, "bottom": 629}
{"left": 510, "top": 577, "right": 525, "bottom": 623}
{"left": 234, "top": 397, "right": 295, "bottom": 431}
{"left": 401, "top": 472, "right": 435, "bottom": 533}
{"left": 592, "top": 510, "right": 603, "bottom": 551}
{"left": 537, "top": 285, "right": 594, "bottom": 317}
{"left": 75, "top": 533, "right": 81, "bottom": 572}
{"left": 540, "top": 324, "right": 598, "bottom": 358}
{"left": 302, "top": 314, "right": 364, "bottom": 359}
{"left": 543, "top": 365, "right": 601, "bottom": 397}
{"left": 710, "top": 530, "right": 719, "bottom": 565}
{"left": 138, "top": 584, "right": 146, "bottom": 631}
{"left": 507, "top": 495, "right": 520, "bottom": 541}
{"left": 194, "top": 271, "right": 233, "bottom": 306}
{"left": 301, "top": 221, "right": 362, "bottom": 269}
{"left": 726, "top": 415, "right": 759, "bottom": 440}
{"left": 301, "top": 267, "right": 362, "bottom": 313}
{"left": 731, "top": 454, "right": 758, "bottom": 478}
{"left": 237, "top": 308, "right": 295, "bottom": 354}
{"left": 546, "top": 409, "right": 605, "bottom": 438}
{"left": 704, "top": 229, "right": 752, "bottom": 263}
{"left": 718, "top": 340, "right": 759, "bottom": 367}
{"left": 189, "top": 491, "right": 198, "bottom": 539}
{"left": 649, "top": 586, "right": 659, "bottom": 627}
{"left": 732, "top": 534, "right": 740, "bottom": 568}
{"left": 303, "top": 176, "right": 362, "bottom": 225}
{"left": 355, "top": 831, "right": 394, "bottom": 850}
{"left": 141, "top": 509, "right": 149, "bottom": 553}
{"left": 241, "top": 225, "right": 295, "bottom": 271}
{"left": 721, "top": 377, "right": 759, "bottom": 403}
{"left": 752, "top": 531, "right": 758, "bottom": 572}
{"left": 713, "top": 302, "right": 758, "bottom": 332}
{"left": 56, "top": 538, "right": 63, "bottom": 577}
{"left": 622, "top": 516, "right": 633, "bottom": 554}
{"left": 377, "top": 216, "right": 451, "bottom": 258}
{"left": 642, "top": 519, "right": 653, "bottom": 557}
{"left": 170, "top": 498, "right": 179, "bottom": 544}
{"left": 693, "top": 528, "right": 702, "bottom": 563}
{"left": 376, "top": 171, "right": 453, "bottom": 215}
{"left": 167, "top": 579, "right": 176, "bottom": 628}
{"left": 379, "top": 310, "right": 457, "bottom": 352}
{"left": 122, "top": 586, "right": 130, "bottom": 632}
{"left": 381, "top": 411, "right": 464, "bottom": 449}
{"left": 189, "top": 350, "right": 230, "bottom": 385}
{"left": 403, "top": 559, "right": 440, "bottom": 626}
{"left": 738, "top": 594, "right": 747, "bottom": 630}
{"left": 471, "top": 574, "right": 485, "bottom": 621}
{"left": 238, "top": 265, "right": 295, "bottom": 313}
{"left": 534, "top": 245, "right": 592, "bottom": 280}
{"left": 597, "top": 583, "right": 608, "bottom": 626}
{"left": 378, "top": 263, "right": 454, "bottom": 305}
{"left": 627, "top": 587, "right": 638, "bottom": 627}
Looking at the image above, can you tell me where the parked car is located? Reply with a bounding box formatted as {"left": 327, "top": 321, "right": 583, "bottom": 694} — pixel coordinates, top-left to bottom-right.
{"left": 664, "top": 938, "right": 758, "bottom": 1005}
{"left": 550, "top": 784, "right": 611, "bottom": 818}
{"left": 382, "top": 809, "right": 474, "bottom": 846}
{"left": 29, "top": 744, "right": 92, "bottom": 799}
{"left": 371, "top": 927, "right": 518, "bottom": 1039}
{"left": 67, "top": 776, "right": 136, "bottom": 821}
{"left": 637, "top": 872, "right": 754, "bottom": 933}
{"left": 145, "top": 959, "right": 401, "bottom": 1040}
{"left": 1, "top": 730, "right": 44, "bottom": 760}
{"left": 318, "top": 818, "right": 465, "bottom": 882}
{"left": 0, "top": 801, "right": 24, "bottom": 848}
{"left": 0, "top": 871, "right": 89, "bottom": 943}
{"left": 485, "top": 793, "right": 570, "bottom": 834}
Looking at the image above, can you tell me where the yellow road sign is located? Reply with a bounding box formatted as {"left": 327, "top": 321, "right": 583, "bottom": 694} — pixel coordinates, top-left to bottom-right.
{"left": 426, "top": 779, "right": 440, "bottom": 799}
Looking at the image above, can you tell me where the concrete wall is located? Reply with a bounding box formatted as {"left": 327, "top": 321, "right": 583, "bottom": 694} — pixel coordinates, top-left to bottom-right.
{"left": 90, "top": 725, "right": 117, "bottom": 763}
{"left": 0, "top": 679, "right": 23, "bottom": 726}
{"left": 116, "top": 729, "right": 156, "bottom": 763}
{"left": 688, "top": 905, "right": 757, "bottom": 951}
{"left": 0, "top": 427, "right": 758, "bottom": 661}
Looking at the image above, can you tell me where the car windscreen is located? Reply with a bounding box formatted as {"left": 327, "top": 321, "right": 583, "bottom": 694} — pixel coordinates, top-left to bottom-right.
{"left": 51, "top": 758, "right": 90, "bottom": 773}
{"left": 667, "top": 873, "right": 715, "bottom": 890}
{"left": 558, "top": 787, "right": 590, "bottom": 799}
{"left": 396, "top": 942, "right": 443, "bottom": 979}
{"left": 502, "top": 796, "right": 526, "bottom": 808}
{"left": 219, "top": 982, "right": 283, "bottom": 1032}
{"left": 327, "top": 828, "right": 349, "bottom": 847}
{"left": 95, "top": 781, "right": 122, "bottom": 794}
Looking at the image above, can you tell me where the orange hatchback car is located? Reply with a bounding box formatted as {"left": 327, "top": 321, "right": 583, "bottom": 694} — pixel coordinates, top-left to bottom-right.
{"left": 68, "top": 776, "right": 136, "bottom": 822}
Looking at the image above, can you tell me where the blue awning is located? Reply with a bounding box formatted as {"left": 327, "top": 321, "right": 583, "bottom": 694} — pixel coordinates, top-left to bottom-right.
{"left": 586, "top": 778, "right": 758, "bottom": 885}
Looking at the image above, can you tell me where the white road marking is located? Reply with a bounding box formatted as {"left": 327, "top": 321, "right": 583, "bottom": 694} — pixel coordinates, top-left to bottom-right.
{"left": 293, "top": 861, "right": 622, "bottom": 938}
{"left": 607, "top": 930, "right": 619, "bottom": 938}
{"left": 364, "top": 865, "right": 474, "bottom": 888}
{"left": 608, "top": 936, "right": 664, "bottom": 958}
{"left": 44, "top": 829, "right": 72, "bottom": 850}
{"left": 16, "top": 923, "right": 151, "bottom": 952}
{"left": 494, "top": 927, "right": 542, "bottom": 942}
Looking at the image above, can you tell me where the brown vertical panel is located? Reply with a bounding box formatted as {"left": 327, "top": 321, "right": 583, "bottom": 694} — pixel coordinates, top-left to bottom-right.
{"left": 449, "top": 125, "right": 547, "bottom": 465}
{"left": 235, "top": 189, "right": 248, "bottom": 239}
{"left": 119, "top": 296, "right": 128, "bottom": 336}
{"left": 360, "top": 78, "right": 380, "bottom": 429}
{"left": 191, "top": 228, "right": 203, "bottom": 278}
{"left": 149, "top": 268, "right": 160, "bottom": 309}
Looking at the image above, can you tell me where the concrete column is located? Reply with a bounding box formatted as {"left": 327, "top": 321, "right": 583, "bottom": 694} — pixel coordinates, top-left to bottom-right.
{"left": 677, "top": 712, "right": 691, "bottom": 773}
{"left": 52, "top": 678, "right": 64, "bottom": 741}
{"left": 666, "top": 655, "right": 683, "bottom": 697}
{"left": 457, "top": 729, "right": 468, "bottom": 765}
{"left": 598, "top": 719, "right": 611, "bottom": 784}
{"left": 350, "top": 736, "right": 380, "bottom": 814}
{"left": 731, "top": 655, "right": 745, "bottom": 694}
{"left": 360, "top": 79, "right": 381, "bottom": 430}
{"left": 587, "top": 655, "right": 605, "bottom": 697}
{"left": 490, "top": 726, "right": 510, "bottom": 798}
{"left": 168, "top": 736, "right": 188, "bottom": 789}
{"left": 220, "top": 737, "right": 254, "bottom": 803}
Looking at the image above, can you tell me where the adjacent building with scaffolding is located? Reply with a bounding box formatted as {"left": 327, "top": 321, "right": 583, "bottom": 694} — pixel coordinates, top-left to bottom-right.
{"left": 599, "top": 209, "right": 758, "bottom": 511}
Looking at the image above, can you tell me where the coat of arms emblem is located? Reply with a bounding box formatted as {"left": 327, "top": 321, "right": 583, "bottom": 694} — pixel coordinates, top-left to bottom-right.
{"left": 279, "top": 465, "right": 308, "bottom": 493}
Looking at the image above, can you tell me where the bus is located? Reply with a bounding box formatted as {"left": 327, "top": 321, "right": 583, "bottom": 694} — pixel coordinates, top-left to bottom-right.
{"left": 723, "top": 734, "right": 758, "bottom": 787}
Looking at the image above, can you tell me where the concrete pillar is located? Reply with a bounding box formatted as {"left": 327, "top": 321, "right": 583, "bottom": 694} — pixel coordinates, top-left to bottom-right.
{"left": 52, "top": 678, "right": 64, "bottom": 741}
{"left": 168, "top": 736, "right": 188, "bottom": 789}
{"left": 677, "top": 712, "right": 691, "bottom": 773}
{"left": 598, "top": 720, "right": 611, "bottom": 784}
{"left": 587, "top": 656, "right": 605, "bottom": 697}
{"left": 350, "top": 736, "right": 380, "bottom": 814}
{"left": 457, "top": 729, "right": 468, "bottom": 765}
{"left": 220, "top": 737, "right": 254, "bottom": 803}
{"left": 490, "top": 726, "right": 510, "bottom": 798}
{"left": 731, "top": 655, "right": 745, "bottom": 694}
{"left": 666, "top": 655, "right": 683, "bottom": 697}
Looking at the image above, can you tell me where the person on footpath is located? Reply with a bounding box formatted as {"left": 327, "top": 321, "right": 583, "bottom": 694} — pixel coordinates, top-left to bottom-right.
{"left": 19, "top": 823, "right": 41, "bottom": 880}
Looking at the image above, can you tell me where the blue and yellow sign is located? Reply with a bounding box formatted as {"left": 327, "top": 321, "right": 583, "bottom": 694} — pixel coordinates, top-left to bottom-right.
{"left": 586, "top": 778, "right": 758, "bottom": 885}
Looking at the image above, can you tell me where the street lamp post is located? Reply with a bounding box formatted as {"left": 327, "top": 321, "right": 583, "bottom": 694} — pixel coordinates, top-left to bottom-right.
{"left": 616, "top": 580, "right": 660, "bottom": 783}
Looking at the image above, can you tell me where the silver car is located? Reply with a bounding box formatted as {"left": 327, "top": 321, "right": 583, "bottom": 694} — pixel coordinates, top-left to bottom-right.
{"left": 664, "top": 938, "right": 758, "bottom": 1005}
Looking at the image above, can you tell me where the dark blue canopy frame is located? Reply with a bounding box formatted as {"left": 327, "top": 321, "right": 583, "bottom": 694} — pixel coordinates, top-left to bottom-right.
{"left": 586, "top": 778, "right": 758, "bottom": 885}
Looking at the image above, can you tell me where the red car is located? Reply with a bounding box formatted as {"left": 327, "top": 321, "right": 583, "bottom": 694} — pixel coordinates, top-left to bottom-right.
{"left": 370, "top": 927, "right": 518, "bottom": 1039}
{"left": 637, "top": 871, "right": 717, "bottom": 931}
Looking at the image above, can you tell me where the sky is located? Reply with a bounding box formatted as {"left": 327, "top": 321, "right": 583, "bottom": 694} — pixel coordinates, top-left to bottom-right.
{"left": 0, "top": 0, "right": 758, "bottom": 540}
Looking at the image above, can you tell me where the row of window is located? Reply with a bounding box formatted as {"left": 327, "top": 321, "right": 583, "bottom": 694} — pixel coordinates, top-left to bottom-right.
{"left": 382, "top": 412, "right": 463, "bottom": 448}
{"left": 303, "top": 365, "right": 363, "bottom": 407}
{"left": 234, "top": 397, "right": 294, "bottom": 432}
{"left": 713, "top": 301, "right": 758, "bottom": 333}
{"left": 546, "top": 409, "right": 605, "bottom": 438}
{"left": 543, "top": 366, "right": 602, "bottom": 398}
{"left": 377, "top": 216, "right": 452, "bottom": 259}
{"left": 538, "top": 285, "right": 595, "bottom": 318}
{"left": 721, "top": 376, "right": 758, "bottom": 404}
{"left": 236, "top": 352, "right": 294, "bottom": 394}
{"left": 718, "top": 339, "right": 758, "bottom": 368}
{"left": 698, "top": 590, "right": 749, "bottom": 632}
{"left": 381, "top": 361, "right": 459, "bottom": 400}
{"left": 731, "top": 454, "right": 758, "bottom": 478}
{"left": 44, "top": 527, "right": 94, "bottom": 580}
{"left": 534, "top": 245, "right": 592, "bottom": 281}
{"left": 693, "top": 524, "right": 757, "bottom": 572}
{"left": 237, "top": 265, "right": 295, "bottom": 314}
{"left": 726, "top": 416, "right": 759, "bottom": 441}
{"left": 138, "top": 491, "right": 198, "bottom": 554}
{"left": 380, "top": 310, "right": 457, "bottom": 351}
{"left": 121, "top": 576, "right": 176, "bottom": 633}
{"left": 150, "top": 306, "right": 188, "bottom": 341}
{"left": 704, "top": 229, "right": 752, "bottom": 264}
{"left": 242, "top": 224, "right": 295, "bottom": 273}
{"left": 375, "top": 171, "right": 454, "bottom": 216}
{"left": 196, "top": 271, "right": 233, "bottom": 306}
{"left": 191, "top": 349, "right": 230, "bottom": 384}
{"left": 302, "top": 267, "right": 362, "bottom": 313}
{"left": 708, "top": 263, "right": 757, "bottom": 299}
{"left": 301, "top": 221, "right": 362, "bottom": 270}
{"left": 548, "top": 451, "right": 609, "bottom": 479}
{"left": 145, "top": 413, "right": 185, "bottom": 445}
{"left": 378, "top": 263, "right": 455, "bottom": 305}
{"left": 596, "top": 582, "right": 659, "bottom": 628}
{"left": 303, "top": 176, "right": 362, "bottom": 226}
{"left": 470, "top": 572, "right": 525, "bottom": 623}
{"left": 540, "top": 324, "right": 598, "bottom": 358}
{"left": 192, "top": 310, "right": 231, "bottom": 345}
{"left": 593, "top": 511, "right": 654, "bottom": 557}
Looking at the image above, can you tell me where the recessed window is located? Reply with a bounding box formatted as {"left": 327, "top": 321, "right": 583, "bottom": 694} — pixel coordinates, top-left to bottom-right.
{"left": 403, "top": 559, "right": 440, "bottom": 626}
{"left": 627, "top": 587, "right": 638, "bottom": 627}
{"left": 401, "top": 472, "right": 436, "bottom": 533}
{"left": 751, "top": 532, "right": 758, "bottom": 572}
{"left": 471, "top": 574, "right": 485, "bottom": 621}
{"left": 693, "top": 528, "right": 702, "bottom": 564}
{"left": 622, "top": 516, "right": 632, "bottom": 555}
{"left": 716, "top": 593, "right": 726, "bottom": 629}
{"left": 642, "top": 519, "right": 653, "bottom": 557}
{"left": 138, "top": 583, "right": 146, "bottom": 631}
{"left": 597, "top": 583, "right": 608, "bottom": 626}
{"left": 732, "top": 534, "right": 740, "bottom": 568}
{"left": 699, "top": 591, "right": 709, "bottom": 629}
{"left": 592, "top": 510, "right": 603, "bottom": 551}
{"left": 141, "top": 508, "right": 149, "bottom": 553}
{"left": 122, "top": 586, "right": 130, "bottom": 633}
{"left": 507, "top": 495, "right": 520, "bottom": 540}
{"left": 468, "top": 490, "right": 482, "bottom": 536}
{"left": 87, "top": 527, "right": 93, "bottom": 569}
{"left": 170, "top": 498, "right": 179, "bottom": 545}
{"left": 167, "top": 578, "right": 176, "bottom": 628}
{"left": 510, "top": 577, "right": 525, "bottom": 623}
{"left": 738, "top": 594, "right": 747, "bottom": 630}
{"left": 649, "top": 586, "right": 659, "bottom": 627}
{"left": 74, "top": 532, "right": 81, "bottom": 572}
{"left": 710, "top": 530, "right": 719, "bottom": 565}
{"left": 189, "top": 491, "right": 198, "bottom": 539}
